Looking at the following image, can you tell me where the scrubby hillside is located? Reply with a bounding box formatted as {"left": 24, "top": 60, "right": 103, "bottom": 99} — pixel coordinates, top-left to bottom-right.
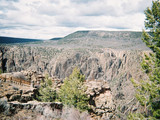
{"left": 0, "top": 36, "right": 42, "bottom": 44}
{"left": 56, "top": 31, "right": 149, "bottom": 50}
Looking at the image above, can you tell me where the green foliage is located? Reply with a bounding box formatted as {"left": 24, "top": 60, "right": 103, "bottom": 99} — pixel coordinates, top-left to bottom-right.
{"left": 130, "top": 1, "right": 160, "bottom": 119}
{"left": 35, "top": 68, "right": 89, "bottom": 112}
{"left": 128, "top": 113, "right": 146, "bottom": 120}
{"left": 141, "top": 59, "right": 151, "bottom": 73}
{"left": 58, "top": 67, "right": 89, "bottom": 111}
{"left": 37, "top": 75, "right": 57, "bottom": 102}
{"left": 0, "top": 69, "right": 2, "bottom": 74}
{"left": 142, "top": 1, "right": 160, "bottom": 55}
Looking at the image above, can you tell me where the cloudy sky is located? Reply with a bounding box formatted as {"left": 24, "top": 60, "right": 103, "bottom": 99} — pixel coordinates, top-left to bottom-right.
{"left": 0, "top": 0, "right": 152, "bottom": 39}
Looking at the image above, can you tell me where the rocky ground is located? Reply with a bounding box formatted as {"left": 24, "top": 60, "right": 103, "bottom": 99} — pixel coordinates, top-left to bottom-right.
{"left": 0, "top": 68, "right": 146, "bottom": 120}
{"left": 0, "top": 72, "right": 115, "bottom": 120}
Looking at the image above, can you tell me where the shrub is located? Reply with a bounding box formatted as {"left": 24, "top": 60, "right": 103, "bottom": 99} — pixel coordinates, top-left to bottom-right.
{"left": 0, "top": 98, "right": 10, "bottom": 115}
{"left": 61, "top": 106, "right": 92, "bottom": 120}
{"left": 58, "top": 67, "right": 89, "bottom": 111}
{"left": 37, "top": 75, "right": 57, "bottom": 102}
{"left": 0, "top": 69, "right": 2, "bottom": 74}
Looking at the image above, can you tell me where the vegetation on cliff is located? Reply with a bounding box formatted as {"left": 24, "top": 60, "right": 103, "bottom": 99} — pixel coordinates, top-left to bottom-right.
{"left": 129, "top": 0, "right": 160, "bottom": 119}
{"left": 58, "top": 67, "right": 89, "bottom": 111}
{"left": 37, "top": 75, "right": 57, "bottom": 102}
{"left": 36, "top": 68, "right": 89, "bottom": 111}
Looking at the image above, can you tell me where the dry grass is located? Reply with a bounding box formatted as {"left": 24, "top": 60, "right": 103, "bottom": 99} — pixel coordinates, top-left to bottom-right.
{"left": 61, "top": 106, "right": 92, "bottom": 120}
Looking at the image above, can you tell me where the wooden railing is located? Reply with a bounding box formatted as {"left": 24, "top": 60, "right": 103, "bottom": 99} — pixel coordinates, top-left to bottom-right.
{"left": 0, "top": 75, "right": 31, "bottom": 86}
{"left": 0, "top": 74, "right": 61, "bottom": 87}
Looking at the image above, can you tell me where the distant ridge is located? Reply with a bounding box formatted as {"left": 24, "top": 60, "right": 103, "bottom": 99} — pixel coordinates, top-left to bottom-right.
{"left": 56, "top": 30, "right": 150, "bottom": 50}
{"left": 63, "top": 30, "right": 142, "bottom": 39}
{"left": 0, "top": 36, "right": 42, "bottom": 44}
{"left": 50, "top": 37, "right": 62, "bottom": 40}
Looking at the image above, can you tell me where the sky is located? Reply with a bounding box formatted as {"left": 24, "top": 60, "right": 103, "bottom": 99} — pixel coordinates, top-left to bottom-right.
{"left": 0, "top": 0, "right": 153, "bottom": 39}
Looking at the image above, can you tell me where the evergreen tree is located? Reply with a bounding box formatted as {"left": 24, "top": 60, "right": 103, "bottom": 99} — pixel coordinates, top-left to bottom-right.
{"left": 58, "top": 67, "right": 89, "bottom": 111}
{"left": 37, "top": 75, "right": 57, "bottom": 102}
{"left": 129, "top": 1, "right": 160, "bottom": 119}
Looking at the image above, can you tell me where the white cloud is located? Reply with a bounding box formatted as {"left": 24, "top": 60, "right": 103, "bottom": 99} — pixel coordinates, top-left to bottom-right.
{"left": 0, "top": 0, "right": 153, "bottom": 39}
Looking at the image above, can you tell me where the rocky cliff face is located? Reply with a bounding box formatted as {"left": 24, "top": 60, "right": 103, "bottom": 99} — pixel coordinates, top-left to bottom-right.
{"left": 1, "top": 46, "right": 148, "bottom": 79}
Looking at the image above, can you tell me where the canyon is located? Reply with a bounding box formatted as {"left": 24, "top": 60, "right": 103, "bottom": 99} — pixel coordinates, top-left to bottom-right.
{"left": 0, "top": 31, "right": 151, "bottom": 119}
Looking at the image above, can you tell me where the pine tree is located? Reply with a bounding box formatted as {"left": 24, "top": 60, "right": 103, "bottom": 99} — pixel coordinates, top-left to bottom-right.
{"left": 37, "top": 75, "right": 57, "bottom": 102}
{"left": 58, "top": 67, "right": 89, "bottom": 111}
{"left": 129, "top": 1, "right": 160, "bottom": 119}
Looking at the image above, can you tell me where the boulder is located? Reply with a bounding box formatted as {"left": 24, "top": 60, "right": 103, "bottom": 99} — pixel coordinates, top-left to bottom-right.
{"left": 9, "top": 94, "right": 21, "bottom": 101}
{"left": 19, "top": 94, "right": 33, "bottom": 103}
{"left": 85, "top": 80, "right": 115, "bottom": 119}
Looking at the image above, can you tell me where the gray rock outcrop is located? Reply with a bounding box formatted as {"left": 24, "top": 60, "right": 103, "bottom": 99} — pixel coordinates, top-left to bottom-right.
{"left": 85, "top": 80, "right": 115, "bottom": 119}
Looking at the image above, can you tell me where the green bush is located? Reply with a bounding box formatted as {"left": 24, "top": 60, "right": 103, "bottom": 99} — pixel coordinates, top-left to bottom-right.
{"left": 0, "top": 69, "right": 2, "bottom": 74}
{"left": 58, "top": 67, "right": 89, "bottom": 111}
{"left": 37, "top": 75, "right": 57, "bottom": 102}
